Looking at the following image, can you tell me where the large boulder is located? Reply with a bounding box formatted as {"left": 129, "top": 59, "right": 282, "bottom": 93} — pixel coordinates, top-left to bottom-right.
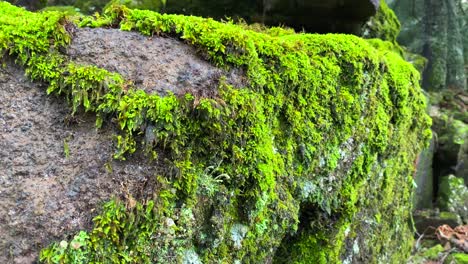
{"left": 0, "top": 2, "right": 431, "bottom": 263}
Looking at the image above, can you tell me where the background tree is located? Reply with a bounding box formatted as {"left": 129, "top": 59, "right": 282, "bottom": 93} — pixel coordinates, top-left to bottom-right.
{"left": 389, "top": 0, "right": 467, "bottom": 91}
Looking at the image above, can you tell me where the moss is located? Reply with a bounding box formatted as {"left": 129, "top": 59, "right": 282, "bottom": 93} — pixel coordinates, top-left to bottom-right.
{"left": 439, "top": 211, "right": 462, "bottom": 224}
{"left": 403, "top": 51, "right": 428, "bottom": 77}
{"left": 362, "top": 2, "right": 428, "bottom": 81}
{"left": 362, "top": 0, "right": 401, "bottom": 43}
{"left": 423, "top": 244, "right": 445, "bottom": 260}
{"left": 0, "top": 2, "right": 432, "bottom": 263}
{"left": 366, "top": 38, "right": 404, "bottom": 57}
{"left": 437, "top": 175, "right": 468, "bottom": 222}
{"left": 445, "top": 253, "right": 468, "bottom": 264}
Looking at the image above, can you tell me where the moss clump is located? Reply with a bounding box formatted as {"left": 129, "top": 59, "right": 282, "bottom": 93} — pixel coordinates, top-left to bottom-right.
{"left": 0, "top": 2, "right": 432, "bottom": 263}
{"left": 403, "top": 51, "right": 428, "bottom": 77}
{"left": 362, "top": 1, "right": 428, "bottom": 81}
{"left": 362, "top": 0, "right": 401, "bottom": 43}
{"left": 423, "top": 244, "right": 445, "bottom": 260}
{"left": 437, "top": 175, "right": 468, "bottom": 222}
{"left": 445, "top": 253, "right": 468, "bottom": 264}
{"left": 366, "top": 38, "right": 404, "bottom": 56}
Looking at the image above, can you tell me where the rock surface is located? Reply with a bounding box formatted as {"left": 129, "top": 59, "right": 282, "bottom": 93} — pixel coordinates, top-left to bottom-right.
{"left": 0, "top": 60, "right": 162, "bottom": 263}
{"left": 66, "top": 28, "right": 246, "bottom": 96}
{"left": 413, "top": 136, "right": 435, "bottom": 209}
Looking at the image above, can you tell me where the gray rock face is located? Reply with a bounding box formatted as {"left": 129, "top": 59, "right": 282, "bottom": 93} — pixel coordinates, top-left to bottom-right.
{"left": 0, "top": 59, "right": 163, "bottom": 263}
{"left": 414, "top": 135, "right": 435, "bottom": 209}
{"left": 0, "top": 59, "right": 172, "bottom": 263}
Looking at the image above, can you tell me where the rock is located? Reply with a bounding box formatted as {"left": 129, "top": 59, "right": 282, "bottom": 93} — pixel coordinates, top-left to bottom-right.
{"left": 65, "top": 28, "right": 246, "bottom": 96}
{"left": 255, "top": 0, "right": 380, "bottom": 34}
{"left": 414, "top": 135, "right": 436, "bottom": 209}
{"left": 0, "top": 57, "right": 163, "bottom": 263}
{"left": 437, "top": 175, "right": 468, "bottom": 223}
{"left": 0, "top": 2, "right": 431, "bottom": 263}
{"left": 413, "top": 209, "right": 462, "bottom": 235}
{"left": 458, "top": 142, "right": 468, "bottom": 184}
{"left": 403, "top": 51, "right": 428, "bottom": 77}
{"left": 362, "top": 0, "right": 400, "bottom": 42}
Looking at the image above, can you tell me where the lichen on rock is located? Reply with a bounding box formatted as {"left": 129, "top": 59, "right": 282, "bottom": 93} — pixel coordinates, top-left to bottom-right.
{"left": 0, "top": 2, "right": 432, "bottom": 263}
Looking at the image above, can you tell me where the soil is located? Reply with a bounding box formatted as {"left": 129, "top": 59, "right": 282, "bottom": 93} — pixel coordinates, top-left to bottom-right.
{"left": 0, "top": 27, "right": 244, "bottom": 263}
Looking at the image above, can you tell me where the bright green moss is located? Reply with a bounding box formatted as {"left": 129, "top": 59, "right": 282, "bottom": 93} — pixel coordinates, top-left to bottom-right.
{"left": 0, "top": 2, "right": 432, "bottom": 263}
{"left": 366, "top": 38, "right": 404, "bottom": 57}
{"left": 445, "top": 253, "right": 468, "bottom": 263}
{"left": 362, "top": 0, "right": 401, "bottom": 43}
{"left": 0, "top": 2, "right": 70, "bottom": 62}
{"left": 423, "top": 244, "right": 445, "bottom": 260}
{"left": 403, "top": 51, "right": 428, "bottom": 77}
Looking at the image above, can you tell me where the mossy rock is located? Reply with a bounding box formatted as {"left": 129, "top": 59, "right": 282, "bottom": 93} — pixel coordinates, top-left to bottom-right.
{"left": 437, "top": 175, "right": 468, "bottom": 222}
{"left": 423, "top": 244, "right": 445, "bottom": 260}
{"left": 109, "top": 0, "right": 379, "bottom": 34}
{"left": 362, "top": 0, "right": 400, "bottom": 43}
{"left": 361, "top": 1, "right": 429, "bottom": 78}
{"left": 0, "top": 2, "right": 431, "bottom": 263}
{"left": 413, "top": 209, "right": 462, "bottom": 235}
{"left": 445, "top": 253, "right": 468, "bottom": 264}
{"left": 429, "top": 89, "right": 468, "bottom": 184}
{"left": 403, "top": 51, "right": 428, "bottom": 77}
